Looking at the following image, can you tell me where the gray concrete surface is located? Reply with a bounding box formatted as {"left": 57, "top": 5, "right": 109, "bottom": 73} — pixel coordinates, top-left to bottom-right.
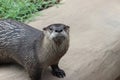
{"left": 1, "top": 0, "right": 120, "bottom": 80}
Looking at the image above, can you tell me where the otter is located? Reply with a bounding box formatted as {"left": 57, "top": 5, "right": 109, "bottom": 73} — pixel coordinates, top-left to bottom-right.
{"left": 0, "top": 19, "right": 70, "bottom": 80}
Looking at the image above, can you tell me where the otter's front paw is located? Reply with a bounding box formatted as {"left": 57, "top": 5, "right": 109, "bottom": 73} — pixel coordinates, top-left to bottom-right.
{"left": 52, "top": 69, "right": 66, "bottom": 78}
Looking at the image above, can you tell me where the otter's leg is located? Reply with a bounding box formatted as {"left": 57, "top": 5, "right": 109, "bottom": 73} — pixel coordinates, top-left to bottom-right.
{"left": 51, "top": 64, "right": 66, "bottom": 78}
{"left": 26, "top": 63, "right": 42, "bottom": 80}
{"left": 22, "top": 54, "right": 42, "bottom": 80}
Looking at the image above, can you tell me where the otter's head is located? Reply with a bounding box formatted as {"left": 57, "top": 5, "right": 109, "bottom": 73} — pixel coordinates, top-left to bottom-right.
{"left": 43, "top": 24, "right": 70, "bottom": 45}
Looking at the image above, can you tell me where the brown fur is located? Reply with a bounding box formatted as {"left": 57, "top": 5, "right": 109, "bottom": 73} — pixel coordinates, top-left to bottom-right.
{"left": 38, "top": 35, "right": 69, "bottom": 68}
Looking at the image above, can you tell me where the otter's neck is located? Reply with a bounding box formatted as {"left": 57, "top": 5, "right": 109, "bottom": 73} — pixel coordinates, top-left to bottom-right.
{"left": 39, "top": 36, "right": 69, "bottom": 67}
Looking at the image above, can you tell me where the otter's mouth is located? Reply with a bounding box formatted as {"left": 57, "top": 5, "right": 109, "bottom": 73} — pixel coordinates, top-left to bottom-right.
{"left": 53, "top": 36, "right": 65, "bottom": 46}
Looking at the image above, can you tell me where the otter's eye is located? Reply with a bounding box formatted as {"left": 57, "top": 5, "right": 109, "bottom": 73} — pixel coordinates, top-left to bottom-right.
{"left": 49, "top": 28, "right": 53, "bottom": 31}
{"left": 49, "top": 28, "right": 52, "bottom": 30}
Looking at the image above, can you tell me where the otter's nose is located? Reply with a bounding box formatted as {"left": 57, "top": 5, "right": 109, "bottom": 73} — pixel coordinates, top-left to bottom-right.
{"left": 55, "top": 29, "right": 63, "bottom": 33}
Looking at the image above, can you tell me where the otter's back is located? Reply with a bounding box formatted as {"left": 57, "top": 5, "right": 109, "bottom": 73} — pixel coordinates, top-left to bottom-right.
{"left": 0, "top": 19, "right": 43, "bottom": 50}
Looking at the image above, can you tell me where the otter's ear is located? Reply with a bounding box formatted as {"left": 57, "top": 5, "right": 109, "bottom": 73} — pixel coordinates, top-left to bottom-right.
{"left": 43, "top": 27, "right": 47, "bottom": 31}
{"left": 66, "top": 25, "right": 70, "bottom": 29}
